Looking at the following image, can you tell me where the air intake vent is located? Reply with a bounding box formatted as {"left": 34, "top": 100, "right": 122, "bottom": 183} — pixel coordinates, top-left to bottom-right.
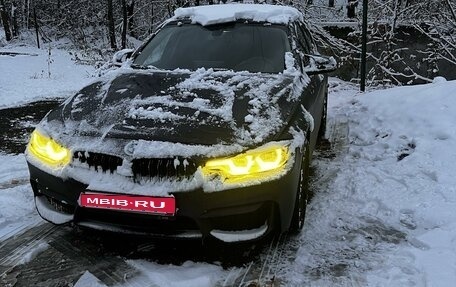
{"left": 132, "top": 158, "right": 198, "bottom": 180}
{"left": 74, "top": 151, "right": 123, "bottom": 173}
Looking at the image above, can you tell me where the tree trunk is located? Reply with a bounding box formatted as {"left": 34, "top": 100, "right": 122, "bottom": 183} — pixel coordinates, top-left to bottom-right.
{"left": 107, "top": 0, "right": 117, "bottom": 50}
{"left": 0, "top": 0, "right": 12, "bottom": 41}
{"left": 127, "top": 0, "right": 134, "bottom": 37}
{"left": 33, "top": 6, "right": 39, "bottom": 48}
{"left": 167, "top": 0, "right": 172, "bottom": 17}
{"left": 26, "top": 0, "right": 30, "bottom": 29}
{"left": 121, "top": 0, "right": 127, "bottom": 49}
{"left": 150, "top": 2, "right": 154, "bottom": 34}
{"left": 347, "top": 0, "right": 358, "bottom": 18}
{"left": 11, "top": 1, "right": 19, "bottom": 37}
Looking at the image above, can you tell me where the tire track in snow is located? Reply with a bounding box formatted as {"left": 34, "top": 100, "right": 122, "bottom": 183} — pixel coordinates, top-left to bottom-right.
{"left": 222, "top": 117, "right": 351, "bottom": 287}
{"left": 0, "top": 178, "right": 29, "bottom": 190}
{"left": 0, "top": 223, "right": 138, "bottom": 286}
{"left": 276, "top": 105, "right": 422, "bottom": 285}
{"left": 223, "top": 233, "right": 290, "bottom": 287}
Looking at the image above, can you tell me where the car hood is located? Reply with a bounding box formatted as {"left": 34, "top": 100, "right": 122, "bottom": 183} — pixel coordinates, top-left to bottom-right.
{"left": 44, "top": 68, "right": 304, "bottom": 151}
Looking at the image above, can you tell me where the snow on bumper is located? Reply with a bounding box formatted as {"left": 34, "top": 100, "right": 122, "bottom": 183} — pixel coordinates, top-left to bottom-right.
{"left": 27, "top": 153, "right": 301, "bottom": 242}
{"left": 210, "top": 222, "right": 269, "bottom": 243}
{"left": 35, "top": 196, "right": 73, "bottom": 225}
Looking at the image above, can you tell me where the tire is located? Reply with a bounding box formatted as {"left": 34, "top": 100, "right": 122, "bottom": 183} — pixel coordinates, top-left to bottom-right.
{"left": 289, "top": 143, "right": 310, "bottom": 233}
{"left": 317, "top": 91, "right": 328, "bottom": 145}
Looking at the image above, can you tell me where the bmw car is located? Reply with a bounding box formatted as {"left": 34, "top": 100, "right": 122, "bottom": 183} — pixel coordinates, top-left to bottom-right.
{"left": 25, "top": 4, "right": 335, "bottom": 243}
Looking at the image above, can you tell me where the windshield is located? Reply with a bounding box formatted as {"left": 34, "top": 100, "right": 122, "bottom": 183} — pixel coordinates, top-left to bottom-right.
{"left": 133, "top": 23, "right": 291, "bottom": 73}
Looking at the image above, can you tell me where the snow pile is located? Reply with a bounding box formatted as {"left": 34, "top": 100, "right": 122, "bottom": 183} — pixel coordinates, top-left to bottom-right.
{"left": 284, "top": 78, "right": 456, "bottom": 285}
{"left": 74, "top": 271, "right": 107, "bottom": 287}
{"left": 126, "top": 260, "right": 229, "bottom": 287}
{"left": 173, "top": 4, "right": 302, "bottom": 26}
{"left": 18, "top": 242, "right": 49, "bottom": 265}
{"left": 128, "top": 106, "right": 185, "bottom": 122}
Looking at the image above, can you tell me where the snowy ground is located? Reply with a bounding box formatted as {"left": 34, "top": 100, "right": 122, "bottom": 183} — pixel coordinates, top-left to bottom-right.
{"left": 1, "top": 44, "right": 456, "bottom": 286}
{"left": 282, "top": 77, "right": 456, "bottom": 286}
{"left": 0, "top": 45, "right": 95, "bottom": 108}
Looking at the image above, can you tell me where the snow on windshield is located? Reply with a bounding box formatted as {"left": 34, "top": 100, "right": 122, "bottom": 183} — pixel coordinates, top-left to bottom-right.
{"left": 173, "top": 4, "right": 303, "bottom": 26}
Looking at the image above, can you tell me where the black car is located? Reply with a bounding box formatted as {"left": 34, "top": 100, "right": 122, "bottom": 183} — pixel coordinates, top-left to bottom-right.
{"left": 25, "top": 4, "right": 335, "bottom": 243}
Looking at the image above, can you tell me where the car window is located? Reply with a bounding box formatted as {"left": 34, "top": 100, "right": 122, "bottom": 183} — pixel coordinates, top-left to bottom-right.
{"left": 141, "top": 28, "right": 174, "bottom": 64}
{"left": 299, "top": 23, "right": 316, "bottom": 53}
{"left": 133, "top": 23, "right": 292, "bottom": 73}
{"left": 294, "top": 23, "right": 312, "bottom": 54}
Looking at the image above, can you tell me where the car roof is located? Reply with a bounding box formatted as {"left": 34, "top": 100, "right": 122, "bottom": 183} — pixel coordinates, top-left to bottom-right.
{"left": 172, "top": 4, "right": 303, "bottom": 26}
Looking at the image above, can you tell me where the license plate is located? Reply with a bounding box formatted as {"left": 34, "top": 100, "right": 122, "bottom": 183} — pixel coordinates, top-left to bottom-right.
{"left": 79, "top": 193, "right": 176, "bottom": 216}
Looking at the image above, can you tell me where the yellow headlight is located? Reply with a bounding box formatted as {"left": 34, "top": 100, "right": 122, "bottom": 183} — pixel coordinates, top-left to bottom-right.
{"left": 202, "top": 145, "right": 289, "bottom": 183}
{"left": 28, "top": 130, "right": 71, "bottom": 167}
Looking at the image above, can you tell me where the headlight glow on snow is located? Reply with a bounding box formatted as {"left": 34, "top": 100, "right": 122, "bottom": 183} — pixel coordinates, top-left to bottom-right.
{"left": 28, "top": 130, "right": 71, "bottom": 167}
{"left": 202, "top": 145, "right": 289, "bottom": 183}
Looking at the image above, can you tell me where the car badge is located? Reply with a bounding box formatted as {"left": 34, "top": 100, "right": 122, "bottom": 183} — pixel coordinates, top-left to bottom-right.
{"left": 124, "top": 141, "right": 137, "bottom": 156}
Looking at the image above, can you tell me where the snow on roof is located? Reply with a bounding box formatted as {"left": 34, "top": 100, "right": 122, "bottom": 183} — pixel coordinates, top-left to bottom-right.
{"left": 173, "top": 4, "right": 303, "bottom": 26}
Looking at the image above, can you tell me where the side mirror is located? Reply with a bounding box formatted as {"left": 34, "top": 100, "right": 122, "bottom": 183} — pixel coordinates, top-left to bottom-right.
{"left": 112, "top": 49, "right": 134, "bottom": 67}
{"left": 303, "top": 54, "right": 337, "bottom": 75}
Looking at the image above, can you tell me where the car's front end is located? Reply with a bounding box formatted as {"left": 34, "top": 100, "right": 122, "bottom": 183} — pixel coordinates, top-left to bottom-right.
{"left": 26, "top": 124, "right": 305, "bottom": 242}
{"left": 25, "top": 3, "right": 331, "bottom": 243}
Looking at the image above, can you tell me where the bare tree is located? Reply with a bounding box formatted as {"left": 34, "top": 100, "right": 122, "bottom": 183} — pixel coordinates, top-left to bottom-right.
{"left": 33, "top": 4, "right": 38, "bottom": 48}
{"left": 1, "top": 0, "right": 453, "bottom": 85}
{"left": 127, "top": 0, "right": 134, "bottom": 37}
{"left": 0, "top": 0, "right": 12, "bottom": 40}
{"left": 347, "top": 0, "right": 358, "bottom": 18}
{"left": 107, "top": 0, "right": 116, "bottom": 49}
{"left": 121, "top": 0, "right": 127, "bottom": 49}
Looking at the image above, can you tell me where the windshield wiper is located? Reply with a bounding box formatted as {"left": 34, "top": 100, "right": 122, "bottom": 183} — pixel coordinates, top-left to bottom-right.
{"left": 131, "top": 63, "right": 161, "bottom": 70}
{"left": 130, "top": 63, "right": 147, "bottom": 69}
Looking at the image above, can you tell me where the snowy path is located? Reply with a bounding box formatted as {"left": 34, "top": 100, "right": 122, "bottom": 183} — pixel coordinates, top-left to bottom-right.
{"left": 221, "top": 115, "right": 351, "bottom": 287}
{"left": 278, "top": 79, "right": 456, "bottom": 286}
{"left": 0, "top": 223, "right": 139, "bottom": 286}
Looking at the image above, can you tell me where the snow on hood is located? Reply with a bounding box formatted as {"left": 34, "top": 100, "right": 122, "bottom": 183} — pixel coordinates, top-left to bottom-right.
{"left": 41, "top": 67, "right": 306, "bottom": 157}
{"left": 173, "top": 4, "right": 303, "bottom": 26}
{"left": 28, "top": 65, "right": 310, "bottom": 195}
{"left": 28, "top": 67, "right": 309, "bottom": 195}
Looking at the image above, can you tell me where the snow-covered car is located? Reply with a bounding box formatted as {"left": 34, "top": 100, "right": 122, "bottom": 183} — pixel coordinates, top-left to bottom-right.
{"left": 25, "top": 4, "right": 336, "bottom": 243}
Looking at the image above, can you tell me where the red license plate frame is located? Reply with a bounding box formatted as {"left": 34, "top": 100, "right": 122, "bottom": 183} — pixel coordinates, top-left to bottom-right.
{"left": 79, "top": 193, "right": 176, "bottom": 216}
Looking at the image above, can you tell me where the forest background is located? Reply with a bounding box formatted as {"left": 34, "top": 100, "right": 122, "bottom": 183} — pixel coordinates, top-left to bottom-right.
{"left": 1, "top": 0, "right": 455, "bottom": 85}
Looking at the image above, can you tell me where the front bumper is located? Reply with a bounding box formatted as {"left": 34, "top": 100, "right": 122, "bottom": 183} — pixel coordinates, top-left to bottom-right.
{"left": 27, "top": 155, "right": 301, "bottom": 243}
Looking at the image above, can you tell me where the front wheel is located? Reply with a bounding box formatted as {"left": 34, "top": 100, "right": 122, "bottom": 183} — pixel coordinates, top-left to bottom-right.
{"left": 289, "top": 144, "right": 310, "bottom": 233}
